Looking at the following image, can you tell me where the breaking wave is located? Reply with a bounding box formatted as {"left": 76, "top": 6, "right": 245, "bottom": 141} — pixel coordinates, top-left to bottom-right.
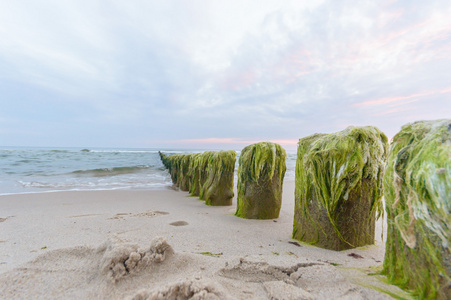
{"left": 72, "top": 166, "right": 152, "bottom": 177}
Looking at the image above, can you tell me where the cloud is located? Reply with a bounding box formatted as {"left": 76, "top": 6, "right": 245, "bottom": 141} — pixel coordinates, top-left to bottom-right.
{"left": 353, "top": 87, "right": 451, "bottom": 115}
{"left": 354, "top": 91, "right": 433, "bottom": 107}
{"left": 0, "top": 0, "right": 450, "bottom": 147}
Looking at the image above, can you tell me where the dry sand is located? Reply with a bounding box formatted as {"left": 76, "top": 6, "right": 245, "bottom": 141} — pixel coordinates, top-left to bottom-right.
{"left": 0, "top": 181, "right": 409, "bottom": 299}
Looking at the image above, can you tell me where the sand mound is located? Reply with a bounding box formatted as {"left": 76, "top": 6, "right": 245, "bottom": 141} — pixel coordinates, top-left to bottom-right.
{"left": 128, "top": 279, "right": 228, "bottom": 300}
{"left": 99, "top": 236, "right": 173, "bottom": 282}
{"left": 263, "top": 281, "right": 314, "bottom": 300}
{"left": 0, "top": 236, "right": 191, "bottom": 299}
{"left": 219, "top": 259, "right": 321, "bottom": 283}
{"left": 217, "top": 259, "right": 393, "bottom": 299}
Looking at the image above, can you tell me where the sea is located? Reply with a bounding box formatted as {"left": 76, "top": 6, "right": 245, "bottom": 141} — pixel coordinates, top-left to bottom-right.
{"left": 0, "top": 147, "right": 297, "bottom": 195}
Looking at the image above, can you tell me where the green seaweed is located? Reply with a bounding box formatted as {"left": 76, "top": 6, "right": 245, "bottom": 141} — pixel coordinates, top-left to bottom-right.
{"left": 178, "top": 154, "right": 193, "bottom": 192}
{"left": 355, "top": 277, "right": 413, "bottom": 300}
{"left": 197, "top": 151, "right": 216, "bottom": 200}
{"left": 160, "top": 153, "right": 182, "bottom": 186}
{"left": 159, "top": 150, "right": 236, "bottom": 206}
{"left": 202, "top": 150, "right": 236, "bottom": 206}
{"left": 238, "top": 141, "right": 286, "bottom": 183}
{"left": 382, "top": 119, "right": 451, "bottom": 299}
{"left": 235, "top": 142, "right": 287, "bottom": 219}
{"left": 196, "top": 252, "right": 223, "bottom": 257}
{"left": 159, "top": 153, "right": 185, "bottom": 186}
{"left": 188, "top": 153, "right": 203, "bottom": 196}
{"left": 293, "top": 126, "right": 388, "bottom": 250}
{"left": 339, "top": 266, "right": 414, "bottom": 299}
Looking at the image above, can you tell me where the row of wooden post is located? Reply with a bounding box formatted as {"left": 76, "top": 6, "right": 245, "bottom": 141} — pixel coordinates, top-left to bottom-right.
{"left": 159, "top": 142, "right": 287, "bottom": 219}
{"left": 159, "top": 150, "right": 236, "bottom": 206}
{"left": 160, "top": 119, "right": 450, "bottom": 299}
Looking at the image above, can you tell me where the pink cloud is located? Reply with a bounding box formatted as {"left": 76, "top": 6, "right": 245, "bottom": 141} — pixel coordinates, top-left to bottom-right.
{"left": 374, "top": 105, "right": 416, "bottom": 116}
{"left": 340, "top": 13, "right": 451, "bottom": 68}
{"left": 219, "top": 70, "right": 257, "bottom": 91}
{"left": 354, "top": 87, "right": 451, "bottom": 108}
{"left": 269, "top": 139, "right": 299, "bottom": 145}
{"left": 376, "top": 7, "right": 404, "bottom": 28}
{"left": 354, "top": 92, "right": 430, "bottom": 107}
{"left": 266, "top": 45, "right": 316, "bottom": 85}
{"left": 388, "top": 98, "right": 419, "bottom": 107}
{"left": 372, "top": 19, "right": 432, "bottom": 49}
{"left": 439, "top": 87, "right": 451, "bottom": 94}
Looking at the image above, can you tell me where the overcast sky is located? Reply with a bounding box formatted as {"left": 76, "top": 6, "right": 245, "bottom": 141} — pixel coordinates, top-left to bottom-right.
{"left": 1, "top": 0, "right": 450, "bottom": 150}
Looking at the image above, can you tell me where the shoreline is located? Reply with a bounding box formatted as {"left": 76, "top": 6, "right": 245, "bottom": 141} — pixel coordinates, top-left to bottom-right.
{"left": 0, "top": 184, "right": 177, "bottom": 197}
{"left": 0, "top": 180, "right": 408, "bottom": 299}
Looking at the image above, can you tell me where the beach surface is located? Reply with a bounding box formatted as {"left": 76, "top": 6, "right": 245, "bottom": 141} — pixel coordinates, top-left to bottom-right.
{"left": 0, "top": 181, "right": 408, "bottom": 299}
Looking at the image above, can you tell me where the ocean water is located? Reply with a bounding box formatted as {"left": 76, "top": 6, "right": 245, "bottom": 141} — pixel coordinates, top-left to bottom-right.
{"left": 0, "top": 147, "right": 297, "bottom": 195}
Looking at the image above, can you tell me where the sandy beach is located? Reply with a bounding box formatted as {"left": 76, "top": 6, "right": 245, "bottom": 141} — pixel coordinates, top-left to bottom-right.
{"left": 0, "top": 181, "right": 409, "bottom": 299}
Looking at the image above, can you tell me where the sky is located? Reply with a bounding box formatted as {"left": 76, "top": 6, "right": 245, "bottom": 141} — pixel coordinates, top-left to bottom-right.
{"left": 1, "top": 0, "right": 450, "bottom": 151}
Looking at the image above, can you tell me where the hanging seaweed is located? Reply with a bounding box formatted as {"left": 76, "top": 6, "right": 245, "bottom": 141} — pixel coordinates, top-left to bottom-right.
{"left": 197, "top": 151, "right": 216, "bottom": 201}
{"left": 159, "top": 150, "right": 236, "bottom": 206}
{"left": 202, "top": 150, "right": 237, "bottom": 206}
{"left": 178, "top": 154, "right": 193, "bottom": 192}
{"left": 382, "top": 119, "right": 451, "bottom": 299}
{"left": 293, "top": 126, "right": 388, "bottom": 250}
{"left": 235, "top": 142, "right": 287, "bottom": 219}
{"left": 188, "top": 153, "right": 203, "bottom": 197}
{"left": 162, "top": 154, "right": 181, "bottom": 185}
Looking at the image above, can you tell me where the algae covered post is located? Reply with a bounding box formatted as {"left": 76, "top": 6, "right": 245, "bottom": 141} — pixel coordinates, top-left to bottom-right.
{"left": 188, "top": 153, "right": 202, "bottom": 197}
{"left": 382, "top": 119, "right": 451, "bottom": 299}
{"left": 292, "top": 126, "right": 388, "bottom": 251}
{"left": 159, "top": 150, "right": 237, "bottom": 206}
{"left": 159, "top": 153, "right": 188, "bottom": 188}
{"left": 159, "top": 152, "right": 181, "bottom": 185}
{"left": 235, "top": 142, "right": 287, "bottom": 219}
{"left": 197, "top": 151, "right": 216, "bottom": 200}
{"left": 178, "top": 154, "right": 192, "bottom": 192}
{"left": 201, "top": 150, "right": 237, "bottom": 206}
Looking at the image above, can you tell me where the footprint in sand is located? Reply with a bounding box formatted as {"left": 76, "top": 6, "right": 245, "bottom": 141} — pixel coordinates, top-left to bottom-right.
{"left": 109, "top": 211, "right": 170, "bottom": 220}
{"left": 219, "top": 260, "right": 317, "bottom": 299}
{"left": 133, "top": 210, "right": 169, "bottom": 218}
{"left": 0, "top": 216, "right": 14, "bottom": 223}
{"left": 108, "top": 213, "right": 132, "bottom": 220}
{"left": 69, "top": 214, "right": 102, "bottom": 218}
{"left": 169, "top": 221, "right": 189, "bottom": 226}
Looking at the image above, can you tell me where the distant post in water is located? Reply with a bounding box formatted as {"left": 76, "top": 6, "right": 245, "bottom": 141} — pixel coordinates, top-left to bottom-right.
{"left": 382, "top": 120, "right": 451, "bottom": 299}
{"left": 159, "top": 153, "right": 181, "bottom": 185}
{"left": 292, "top": 126, "right": 388, "bottom": 251}
{"left": 235, "top": 142, "right": 287, "bottom": 219}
